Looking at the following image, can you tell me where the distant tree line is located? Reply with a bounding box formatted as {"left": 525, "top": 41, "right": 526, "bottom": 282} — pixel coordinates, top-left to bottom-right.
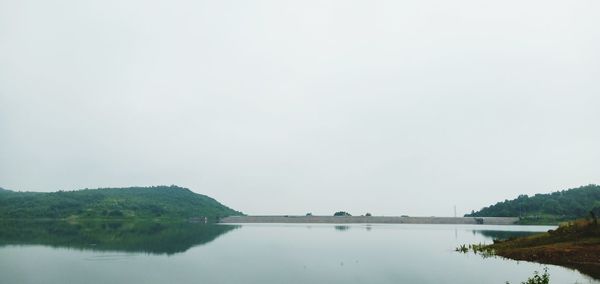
{"left": 332, "top": 211, "right": 372, "bottom": 217}
{"left": 466, "top": 184, "right": 600, "bottom": 222}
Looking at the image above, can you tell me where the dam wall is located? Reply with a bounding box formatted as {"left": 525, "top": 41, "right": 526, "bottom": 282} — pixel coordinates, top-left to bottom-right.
{"left": 219, "top": 216, "right": 519, "bottom": 225}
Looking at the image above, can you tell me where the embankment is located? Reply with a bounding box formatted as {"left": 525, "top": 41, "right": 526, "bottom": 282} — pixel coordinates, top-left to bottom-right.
{"left": 482, "top": 219, "right": 600, "bottom": 280}
{"left": 219, "top": 216, "right": 518, "bottom": 225}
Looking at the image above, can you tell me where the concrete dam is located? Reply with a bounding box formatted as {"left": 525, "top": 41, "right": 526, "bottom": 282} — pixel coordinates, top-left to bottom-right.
{"left": 219, "top": 216, "right": 519, "bottom": 225}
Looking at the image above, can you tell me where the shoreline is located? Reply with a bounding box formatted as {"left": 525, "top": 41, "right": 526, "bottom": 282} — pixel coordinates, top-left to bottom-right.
{"left": 219, "top": 216, "right": 519, "bottom": 225}
{"left": 478, "top": 219, "right": 600, "bottom": 280}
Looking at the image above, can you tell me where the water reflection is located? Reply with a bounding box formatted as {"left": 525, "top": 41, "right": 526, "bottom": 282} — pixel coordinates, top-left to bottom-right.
{"left": 473, "top": 230, "right": 541, "bottom": 241}
{"left": 0, "top": 223, "right": 596, "bottom": 284}
{"left": 0, "top": 220, "right": 239, "bottom": 255}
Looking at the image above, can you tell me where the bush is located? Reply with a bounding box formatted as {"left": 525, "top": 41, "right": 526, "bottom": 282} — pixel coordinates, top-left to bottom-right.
{"left": 506, "top": 268, "right": 549, "bottom": 284}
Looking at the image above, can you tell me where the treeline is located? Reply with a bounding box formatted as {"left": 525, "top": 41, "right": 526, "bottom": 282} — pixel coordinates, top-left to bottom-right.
{"left": 466, "top": 184, "right": 600, "bottom": 223}
{"left": 0, "top": 185, "right": 242, "bottom": 220}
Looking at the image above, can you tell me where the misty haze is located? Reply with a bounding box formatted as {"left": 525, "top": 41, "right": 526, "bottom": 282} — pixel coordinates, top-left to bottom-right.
{"left": 1, "top": 0, "right": 599, "bottom": 283}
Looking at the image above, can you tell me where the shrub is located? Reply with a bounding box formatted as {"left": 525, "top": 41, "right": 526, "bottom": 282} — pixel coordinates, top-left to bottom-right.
{"left": 506, "top": 268, "right": 549, "bottom": 284}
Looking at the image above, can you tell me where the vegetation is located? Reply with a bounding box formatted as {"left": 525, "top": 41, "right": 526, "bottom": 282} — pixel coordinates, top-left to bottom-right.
{"left": 503, "top": 268, "right": 550, "bottom": 284}
{"left": 461, "top": 218, "right": 600, "bottom": 280}
{"left": 517, "top": 268, "right": 550, "bottom": 284}
{"left": 333, "top": 211, "right": 351, "bottom": 216}
{"left": 466, "top": 184, "right": 600, "bottom": 224}
{"left": 455, "top": 244, "right": 469, "bottom": 253}
{"left": 0, "top": 220, "right": 238, "bottom": 255}
{"left": 0, "top": 185, "right": 242, "bottom": 220}
{"left": 455, "top": 243, "right": 494, "bottom": 258}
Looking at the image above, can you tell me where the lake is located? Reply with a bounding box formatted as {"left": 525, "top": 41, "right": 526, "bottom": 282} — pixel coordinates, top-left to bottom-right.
{"left": 0, "top": 221, "right": 597, "bottom": 284}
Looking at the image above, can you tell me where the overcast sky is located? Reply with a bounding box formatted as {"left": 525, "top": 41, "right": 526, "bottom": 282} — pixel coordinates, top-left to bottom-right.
{"left": 1, "top": 0, "right": 599, "bottom": 216}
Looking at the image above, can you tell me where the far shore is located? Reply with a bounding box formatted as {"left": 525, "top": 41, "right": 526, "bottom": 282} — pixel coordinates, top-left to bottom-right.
{"left": 219, "top": 216, "right": 519, "bottom": 225}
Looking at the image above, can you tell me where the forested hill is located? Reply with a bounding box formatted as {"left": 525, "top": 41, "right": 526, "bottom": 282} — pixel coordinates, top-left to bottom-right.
{"left": 0, "top": 186, "right": 242, "bottom": 220}
{"left": 466, "top": 184, "right": 600, "bottom": 223}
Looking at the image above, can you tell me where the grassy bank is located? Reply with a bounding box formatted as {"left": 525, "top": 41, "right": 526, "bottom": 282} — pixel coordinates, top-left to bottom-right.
{"left": 461, "top": 219, "right": 600, "bottom": 280}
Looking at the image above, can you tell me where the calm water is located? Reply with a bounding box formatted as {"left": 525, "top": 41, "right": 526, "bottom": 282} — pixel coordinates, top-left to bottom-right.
{"left": 0, "top": 221, "right": 597, "bottom": 284}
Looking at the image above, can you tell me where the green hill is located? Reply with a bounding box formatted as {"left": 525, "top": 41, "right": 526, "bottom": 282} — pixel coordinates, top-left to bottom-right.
{"left": 466, "top": 184, "right": 600, "bottom": 224}
{"left": 0, "top": 185, "right": 242, "bottom": 220}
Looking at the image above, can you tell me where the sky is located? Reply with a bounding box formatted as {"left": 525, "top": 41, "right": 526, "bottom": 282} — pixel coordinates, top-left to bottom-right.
{"left": 1, "top": 0, "right": 599, "bottom": 216}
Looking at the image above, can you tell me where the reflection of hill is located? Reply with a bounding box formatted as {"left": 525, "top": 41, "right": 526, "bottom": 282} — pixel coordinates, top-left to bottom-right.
{"left": 474, "top": 230, "right": 541, "bottom": 241}
{"left": 0, "top": 220, "right": 239, "bottom": 255}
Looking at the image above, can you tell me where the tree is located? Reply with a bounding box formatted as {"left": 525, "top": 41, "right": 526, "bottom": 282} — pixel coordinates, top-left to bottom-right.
{"left": 365, "top": 213, "right": 372, "bottom": 217}
{"left": 465, "top": 184, "right": 600, "bottom": 222}
{"left": 334, "top": 211, "right": 351, "bottom": 216}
